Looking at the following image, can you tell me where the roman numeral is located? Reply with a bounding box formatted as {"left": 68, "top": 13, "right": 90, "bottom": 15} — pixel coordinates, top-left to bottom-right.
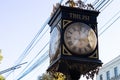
{"left": 68, "top": 41, "right": 73, "bottom": 46}
{"left": 84, "top": 44, "right": 92, "bottom": 52}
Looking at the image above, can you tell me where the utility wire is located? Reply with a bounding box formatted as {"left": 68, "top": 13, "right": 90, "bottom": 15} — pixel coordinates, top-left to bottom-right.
{"left": 11, "top": 0, "right": 63, "bottom": 79}
{"left": 17, "top": 50, "right": 49, "bottom": 80}
{"left": 92, "top": 0, "right": 100, "bottom": 6}
{"left": 5, "top": 21, "right": 50, "bottom": 78}
{"left": 99, "top": 14, "right": 120, "bottom": 36}
{"left": 97, "top": 0, "right": 110, "bottom": 11}
{"left": 95, "top": 0, "right": 106, "bottom": 10}
{"left": 100, "top": 0, "right": 113, "bottom": 12}
{"left": 14, "top": 18, "right": 50, "bottom": 65}
{"left": 15, "top": 42, "right": 49, "bottom": 80}
{"left": 99, "top": 9, "right": 120, "bottom": 32}
{"left": 12, "top": 0, "right": 51, "bottom": 67}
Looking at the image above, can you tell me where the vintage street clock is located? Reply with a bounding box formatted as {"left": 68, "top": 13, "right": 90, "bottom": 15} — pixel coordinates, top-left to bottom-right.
{"left": 48, "top": 4, "right": 102, "bottom": 79}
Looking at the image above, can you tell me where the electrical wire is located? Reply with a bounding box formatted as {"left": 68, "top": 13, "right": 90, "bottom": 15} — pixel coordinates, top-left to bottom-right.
{"left": 97, "top": 0, "right": 110, "bottom": 11}
{"left": 14, "top": 0, "right": 63, "bottom": 68}
{"left": 92, "top": 0, "right": 100, "bottom": 6}
{"left": 7, "top": 0, "right": 64, "bottom": 79}
{"left": 100, "top": 0, "right": 113, "bottom": 12}
{"left": 17, "top": 50, "right": 49, "bottom": 80}
{"left": 99, "top": 14, "right": 120, "bottom": 36}
{"left": 6, "top": 19, "right": 49, "bottom": 77}
{"left": 14, "top": 18, "right": 50, "bottom": 65}
{"left": 15, "top": 42, "right": 49, "bottom": 80}
{"left": 99, "top": 9, "right": 120, "bottom": 32}
{"left": 95, "top": 0, "right": 106, "bottom": 10}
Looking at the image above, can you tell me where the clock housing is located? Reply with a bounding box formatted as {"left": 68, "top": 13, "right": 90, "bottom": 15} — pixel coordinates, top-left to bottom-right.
{"left": 48, "top": 6, "right": 102, "bottom": 75}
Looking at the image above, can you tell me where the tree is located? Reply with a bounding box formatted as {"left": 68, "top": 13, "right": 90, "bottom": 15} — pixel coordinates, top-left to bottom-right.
{"left": 38, "top": 72, "right": 66, "bottom": 80}
{"left": 0, "top": 49, "right": 5, "bottom": 80}
{"left": 0, "top": 75, "right": 5, "bottom": 80}
{"left": 0, "top": 49, "right": 3, "bottom": 63}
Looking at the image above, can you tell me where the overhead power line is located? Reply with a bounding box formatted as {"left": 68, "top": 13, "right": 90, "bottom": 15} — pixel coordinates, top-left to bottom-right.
{"left": 99, "top": 9, "right": 120, "bottom": 32}
{"left": 92, "top": 0, "right": 100, "bottom": 6}
{"left": 99, "top": 0, "right": 113, "bottom": 12}
{"left": 94, "top": 0, "right": 110, "bottom": 10}
{"left": 17, "top": 50, "right": 49, "bottom": 80}
{"left": 15, "top": 42, "right": 49, "bottom": 80}
{"left": 13, "top": 0, "right": 64, "bottom": 69}
{"left": 5, "top": 18, "right": 50, "bottom": 78}
{"left": 7, "top": 0, "right": 64, "bottom": 79}
{"left": 99, "top": 14, "right": 120, "bottom": 36}
{"left": 97, "top": 0, "right": 111, "bottom": 11}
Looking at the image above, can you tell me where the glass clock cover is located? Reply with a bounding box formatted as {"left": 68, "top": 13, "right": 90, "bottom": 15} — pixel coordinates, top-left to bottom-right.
{"left": 49, "top": 27, "right": 60, "bottom": 60}
{"left": 64, "top": 22, "right": 97, "bottom": 55}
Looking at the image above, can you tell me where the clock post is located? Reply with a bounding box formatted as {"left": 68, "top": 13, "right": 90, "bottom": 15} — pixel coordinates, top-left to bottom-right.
{"left": 47, "top": 1, "right": 102, "bottom": 80}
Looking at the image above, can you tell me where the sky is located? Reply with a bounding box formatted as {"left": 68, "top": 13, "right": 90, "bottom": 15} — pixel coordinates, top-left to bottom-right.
{"left": 0, "top": 0, "right": 120, "bottom": 80}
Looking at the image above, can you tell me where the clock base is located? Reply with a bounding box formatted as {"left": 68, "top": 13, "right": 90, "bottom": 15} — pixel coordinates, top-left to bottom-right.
{"left": 47, "top": 55, "right": 102, "bottom": 80}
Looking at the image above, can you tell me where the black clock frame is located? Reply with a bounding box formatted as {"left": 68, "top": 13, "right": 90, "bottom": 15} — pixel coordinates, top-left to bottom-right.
{"left": 47, "top": 5, "right": 102, "bottom": 79}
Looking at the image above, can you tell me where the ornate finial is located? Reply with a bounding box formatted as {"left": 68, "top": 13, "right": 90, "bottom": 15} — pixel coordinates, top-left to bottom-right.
{"left": 65, "top": 0, "right": 77, "bottom": 7}
{"left": 77, "top": 0, "right": 85, "bottom": 9}
{"left": 86, "top": 3, "right": 94, "bottom": 10}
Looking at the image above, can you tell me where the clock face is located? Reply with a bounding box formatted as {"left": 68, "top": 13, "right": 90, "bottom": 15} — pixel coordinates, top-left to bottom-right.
{"left": 64, "top": 22, "right": 97, "bottom": 55}
{"left": 49, "top": 27, "right": 60, "bottom": 59}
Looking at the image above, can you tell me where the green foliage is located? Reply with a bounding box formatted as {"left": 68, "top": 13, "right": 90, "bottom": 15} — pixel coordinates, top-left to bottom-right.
{"left": 0, "top": 75, "right": 5, "bottom": 80}
{"left": 38, "top": 72, "right": 66, "bottom": 80}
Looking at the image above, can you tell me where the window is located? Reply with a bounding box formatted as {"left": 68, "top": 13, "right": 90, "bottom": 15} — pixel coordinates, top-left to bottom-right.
{"left": 106, "top": 71, "right": 110, "bottom": 80}
{"left": 100, "top": 74, "right": 103, "bottom": 80}
{"left": 114, "top": 67, "right": 118, "bottom": 77}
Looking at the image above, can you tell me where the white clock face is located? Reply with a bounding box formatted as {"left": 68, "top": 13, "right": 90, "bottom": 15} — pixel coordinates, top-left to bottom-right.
{"left": 49, "top": 27, "right": 60, "bottom": 59}
{"left": 64, "top": 22, "right": 97, "bottom": 55}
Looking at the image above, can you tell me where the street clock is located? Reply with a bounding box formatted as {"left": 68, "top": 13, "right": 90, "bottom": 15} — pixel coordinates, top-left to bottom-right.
{"left": 48, "top": 5, "right": 102, "bottom": 80}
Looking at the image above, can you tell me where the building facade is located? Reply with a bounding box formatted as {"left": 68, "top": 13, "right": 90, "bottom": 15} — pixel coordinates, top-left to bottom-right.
{"left": 96, "top": 55, "right": 120, "bottom": 80}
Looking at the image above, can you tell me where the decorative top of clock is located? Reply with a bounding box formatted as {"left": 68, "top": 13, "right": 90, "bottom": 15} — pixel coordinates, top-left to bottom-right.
{"left": 65, "top": 0, "right": 95, "bottom": 10}
{"left": 51, "top": 0, "right": 96, "bottom": 17}
{"left": 65, "top": 0, "right": 77, "bottom": 7}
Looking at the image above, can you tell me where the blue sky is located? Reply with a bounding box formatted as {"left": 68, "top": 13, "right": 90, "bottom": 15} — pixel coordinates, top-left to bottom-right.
{"left": 0, "top": 0, "right": 120, "bottom": 80}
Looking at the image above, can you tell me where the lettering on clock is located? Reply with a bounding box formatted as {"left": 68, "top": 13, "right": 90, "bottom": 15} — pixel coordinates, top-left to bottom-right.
{"left": 69, "top": 13, "right": 90, "bottom": 21}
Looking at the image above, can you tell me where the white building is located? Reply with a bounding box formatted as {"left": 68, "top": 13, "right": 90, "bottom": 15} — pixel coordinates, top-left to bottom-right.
{"left": 96, "top": 55, "right": 120, "bottom": 80}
